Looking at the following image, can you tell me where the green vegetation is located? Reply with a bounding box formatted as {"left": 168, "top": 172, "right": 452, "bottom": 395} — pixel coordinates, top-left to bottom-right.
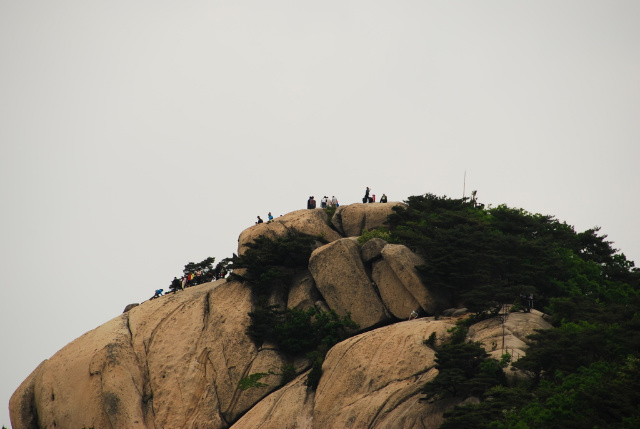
{"left": 225, "top": 192, "right": 639, "bottom": 425}
{"left": 387, "top": 193, "right": 639, "bottom": 315}
{"left": 231, "top": 232, "right": 357, "bottom": 389}
{"left": 422, "top": 324, "right": 510, "bottom": 403}
{"left": 324, "top": 205, "right": 337, "bottom": 225}
{"left": 168, "top": 256, "right": 230, "bottom": 291}
{"left": 246, "top": 305, "right": 357, "bottom": 356}
{"left": 385, "top": 193, "right": 640, "bottom": 428}
{"left": 230, "top": 232, "right": 318, "bottom": 297}
{"left": 357, "top": 227, "right": 392, "bottom": 245}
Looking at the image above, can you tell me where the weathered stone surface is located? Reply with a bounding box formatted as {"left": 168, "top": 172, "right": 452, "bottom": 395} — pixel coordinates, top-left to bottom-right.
{"left": 315, "top": 300, "right": 331, "bottom": 313}
{"left": 10, "top": 280, "right": 286, "bottom": 429}
{"left": 380, "top": 245, "right": 449, "bottom": 314}
{"left": 468, "top": 310, "right": 552, "bottom": 380}
{"left": 237, "top": 209, "right": 342, "bottom": 255}
{"left": 331, "top": 202, "right": 406, "bottom": 237}
{"left": 451, "top": 308, "right": 469, "bottom": 317}
{"left": 361, "top": 237, "right": 387, "bottom": 262}
{"left": 314, "top": 320, "right": 458, "bottom": 429}
{"left": 287, "top": 271, "right": 321, "bottom": 310}
{"left": 230, "top": 371, "right": 315, "bottom": 429}
{"left": 10, "top": 201, "right": 558, "bottom": 429}
{"left": 231, "top": 319, "right": 460, "bottom": 429}
{"left": 309, "top": 239, "right": 390, "bottom": 329}
{"left": 372, "top": 258, "right": 422, "bottom": 319}
{"left": 11, "top": 278, "right": 554, "bottom": 429}
{"left": 9, "top": 361, "right": 46, "bottom": 429}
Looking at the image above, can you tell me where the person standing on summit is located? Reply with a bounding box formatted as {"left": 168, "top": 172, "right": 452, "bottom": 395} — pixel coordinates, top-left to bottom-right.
{"left": 363, "top": 187, "right": 370, "bottom": 203}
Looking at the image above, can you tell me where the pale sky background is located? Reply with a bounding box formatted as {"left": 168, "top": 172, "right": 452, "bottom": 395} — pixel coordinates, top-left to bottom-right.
{"left": 1, "top": 1, "right": 639, "bottom": 426}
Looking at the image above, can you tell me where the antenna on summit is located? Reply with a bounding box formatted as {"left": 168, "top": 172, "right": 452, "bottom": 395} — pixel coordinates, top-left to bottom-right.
{"left": 463, "top": 170, "right": 466, "bottom": 200}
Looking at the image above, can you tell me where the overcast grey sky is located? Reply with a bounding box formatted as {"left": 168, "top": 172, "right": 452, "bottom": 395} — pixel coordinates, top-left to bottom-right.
{"left": 1, "top": 1, "right": 639, "bottom": 426}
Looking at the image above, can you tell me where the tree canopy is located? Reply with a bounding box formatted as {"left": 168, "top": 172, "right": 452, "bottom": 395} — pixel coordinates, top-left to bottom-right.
{"left": 386, "top": 193, "right": 639, "bottom": 315}
{"left": 385, "top": 193, "right": 640, "bottom": 428}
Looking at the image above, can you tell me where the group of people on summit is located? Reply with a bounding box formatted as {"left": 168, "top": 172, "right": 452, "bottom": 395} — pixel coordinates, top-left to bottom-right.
{"left": 362, "top": 187, "right": 388, "bottom": 204}
{"left": 306, "top": 187, "right": 388, "bottom": 210}
{"left": 255, "top": 188, "right": 389, "bottom": 226}
{"left": 256, "top": 212, "right": 274, "bottom": 224}
{"left": 307, "top": 195, "right": 339, "bottom": 209}
{"left": 152, "top": 186, "right": 391, "bottom": 302}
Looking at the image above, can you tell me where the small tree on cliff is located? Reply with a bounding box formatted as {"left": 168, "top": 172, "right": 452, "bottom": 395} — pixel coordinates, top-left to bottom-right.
{"left": 229, "top": 232, "right": 318, "bottom": 299}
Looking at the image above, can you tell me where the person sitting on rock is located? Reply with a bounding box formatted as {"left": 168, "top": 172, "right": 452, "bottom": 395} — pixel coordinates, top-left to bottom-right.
{"left": 268, "top": 212, "right": 274, "bottom": 222}
{"left": 380, "top": 194, "right": 388, "bottom": 203}
{"left": 408, "top": 310, "right": 419, "bottom": 320}
{"left": 152, "top": 289, "right": 163, "bottom": 299}
{"left": 256, "top": 216, "right": 263, "bottom": 224}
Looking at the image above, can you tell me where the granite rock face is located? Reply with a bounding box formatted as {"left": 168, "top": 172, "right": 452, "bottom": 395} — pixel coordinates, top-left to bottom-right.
{"left": 237, "top": 209, "right": 341, "bottom": 255}
{"left": 10, "top": 204, "right": 553, "bottom": 429}
{"left": 331, "top": 202, "right": 406, "bottom": 237}
{"left": 308, "top": 238, "right": 391, "bottom": 329}
{"left": 231, "top": 319, "right": 459, "bottom": 429}
{"left": 10, "top": 281, "right": 286, "bottom": 429}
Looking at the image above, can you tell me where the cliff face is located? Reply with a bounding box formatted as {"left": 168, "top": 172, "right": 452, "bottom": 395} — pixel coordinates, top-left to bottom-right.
{"left": 10, "top": 204, "right": 551, "bottom": 429}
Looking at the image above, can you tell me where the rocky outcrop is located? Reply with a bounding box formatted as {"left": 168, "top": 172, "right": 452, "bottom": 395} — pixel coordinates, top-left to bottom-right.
{"left": 378, "top": 244, "right": 449, "bottom": 315}
{"left": 468, "top": 309, "right": 552, "bottom": 379}
{"left": 313, "top": 320, "right": 454, "bottom": 429}
{"left": 11, "top": 280, "right": 287, "bottom": 429}
{"left": 237, "top": 209, "right": 342, "bottom": 254}
{"left": 361, "top": 237, "right": 387, "bottom": 262}
{"left": 286, "top": 271, "right": 321, "bottom": 310}
{"left": 331, "top": 202, "right": 406, "bottom": 237}
{"left": 231, "top": 319, "right": 461, "bottom": 429}
{"left": 372, "top": 257, "right": 423, "bottom": 319}
{"left": 308, "top": 238, "right": 390, "bottom": 329}
{"left": 10, "top": 204, "right": 555, "bottom": 429}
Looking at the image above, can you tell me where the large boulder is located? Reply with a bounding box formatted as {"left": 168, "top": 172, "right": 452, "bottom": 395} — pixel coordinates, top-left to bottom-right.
{"left": 308, "top": 238, "right": 390, "bottom": 329}
{"left": 378, "top": 244, "right": 449, "bottom": 315}
{"left": 331, "top": 202, "right": 406, "bottom": 237}
{"left": 373, "top": 258, "right": 422, "bottom": 319}
{"left": 231, "top": 319, "right": 461, "bottom": 429}
{"left": 360, "top": 237, "right": 387, "bottom": 263}
{"left": 237, "top": 209, "right": 342, "bottom": 255}
{"left": 10, "top": 280, "right": 287, "bottom": 429}
{"left": 314, "top": 319, "right": 459, "bottom": 429}
{"left": 287, "top": 270, "right": 322, "bottom": 310}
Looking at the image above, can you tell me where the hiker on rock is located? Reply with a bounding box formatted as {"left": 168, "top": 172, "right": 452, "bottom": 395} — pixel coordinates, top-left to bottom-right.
{"left": 363, "top": 187, "right": 370, "bottom": 203}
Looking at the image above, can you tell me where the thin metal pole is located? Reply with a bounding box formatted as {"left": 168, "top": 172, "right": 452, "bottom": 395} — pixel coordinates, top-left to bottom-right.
{"left": 463, "top": 170, "right": 466, "bottom": 199}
